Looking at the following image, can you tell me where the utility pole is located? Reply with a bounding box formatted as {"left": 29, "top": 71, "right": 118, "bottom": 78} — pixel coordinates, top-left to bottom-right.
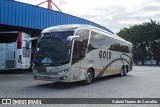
{"left": 37, "top": 0, "right": 62, "bottom": 12}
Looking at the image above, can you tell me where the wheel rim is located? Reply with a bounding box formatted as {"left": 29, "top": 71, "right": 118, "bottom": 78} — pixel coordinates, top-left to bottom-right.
{"left": 87, "top": 70, "right": 92, "bottom": 83}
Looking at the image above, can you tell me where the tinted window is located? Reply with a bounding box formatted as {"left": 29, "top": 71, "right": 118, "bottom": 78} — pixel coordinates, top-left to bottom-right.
{"left": 72, "top": 29, "right": 89, "bottom": 64}
{"left": 0, "top": 33, "right": 18, "bottom": 43}
{"left": 34, "top": 31, "right": 74, "bottom": 66}
{"left": 109, "top": 39, "right": 129, "bottom": 53}
{"left": 88, "top": 31, "right": 108, "bottom": 52}
{"left": 88, "top": 31, "right": 130, "bottom": 53}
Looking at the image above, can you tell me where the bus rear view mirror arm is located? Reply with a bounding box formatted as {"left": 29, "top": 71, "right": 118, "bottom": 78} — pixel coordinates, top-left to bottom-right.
{"left": 67, "top": 35, "right": 80, "bottom": 42}
{"left": 67, "top": 35, "right": 80, "bottom": 48}
{"left": 26, "top": 37, "right": 39, "bottom": 49}
{"left": 29, "top": 37, "right": 39, "bottom": 41}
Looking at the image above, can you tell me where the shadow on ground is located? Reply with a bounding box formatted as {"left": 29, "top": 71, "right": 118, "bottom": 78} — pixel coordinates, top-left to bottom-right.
{"left": 31, "top": 74, "right": 133, "bottom": 90}
{"left": 0, "top": 69, "right": 32, "bottom": 74}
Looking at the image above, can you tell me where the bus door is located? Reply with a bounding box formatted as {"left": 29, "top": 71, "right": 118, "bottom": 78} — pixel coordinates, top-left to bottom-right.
{"left": 71, "top": 29, "right": 90, "bottom": 81}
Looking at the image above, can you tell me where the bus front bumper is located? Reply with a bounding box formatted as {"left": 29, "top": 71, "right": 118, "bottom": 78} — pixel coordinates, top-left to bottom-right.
{"left": 33, "top": 72, "right": 69, "bottom": 82}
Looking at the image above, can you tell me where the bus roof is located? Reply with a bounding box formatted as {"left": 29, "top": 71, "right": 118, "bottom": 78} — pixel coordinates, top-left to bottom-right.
{"left": 41, "top": 24, "right": 132, "bottom": 45}
{"left": 42, "top": 24, "right": 112, "bottom": 34}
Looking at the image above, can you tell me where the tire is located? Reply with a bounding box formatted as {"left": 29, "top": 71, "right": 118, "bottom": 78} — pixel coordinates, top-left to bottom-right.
{"left": 123, "top": 66, "right": 128, "bottom": 76}
{"left": 83, "top": 69, "right": 94, "bottom": 85}
{"left": 118, "top": 67, "right": 124, "bottom": 77}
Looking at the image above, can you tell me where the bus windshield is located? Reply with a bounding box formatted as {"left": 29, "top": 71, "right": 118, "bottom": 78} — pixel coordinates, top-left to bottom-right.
{"left": 33, "top": 31, "right": 74, "bottom": 66}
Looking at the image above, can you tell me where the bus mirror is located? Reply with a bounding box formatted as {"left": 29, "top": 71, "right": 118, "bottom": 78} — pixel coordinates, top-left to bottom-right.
{"left": 26, "top": 37, "right": 39, "bottom": 49}
{"left": 29, "top": 37, "right": 39, "bottom": 41}
{"left": 67, "top": 42, "right": 71, "bottom": 49}
{"left": 67, "top": 35, "right": 80, "bottom": 42}
{"left": 67, "top": 35, "right": 80, "bottom": 49}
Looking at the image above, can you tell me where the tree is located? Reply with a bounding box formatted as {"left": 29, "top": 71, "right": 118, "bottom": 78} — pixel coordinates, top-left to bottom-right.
{"left": 117, "top": 19, "right": 160, "bottom": 65}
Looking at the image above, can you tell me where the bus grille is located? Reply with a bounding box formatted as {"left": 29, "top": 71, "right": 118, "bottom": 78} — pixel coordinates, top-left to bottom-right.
{"left": 6, "top": 51, "right": 15, "bottom": 59}
{"left": 5, "top": 60, "right": 16, "bottom": 68}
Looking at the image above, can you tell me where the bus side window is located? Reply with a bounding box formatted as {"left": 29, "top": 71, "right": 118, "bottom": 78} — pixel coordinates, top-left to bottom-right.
{"left": 88, "top": 31, "right": 104, "bottom": 52}
{"left": 72, "top": 29, "right": 89, "bottom": 64}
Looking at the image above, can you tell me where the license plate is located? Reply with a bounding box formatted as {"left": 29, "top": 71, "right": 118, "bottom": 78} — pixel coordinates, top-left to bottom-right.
{"left": 43, "top": 76, "right": 50, "bottom": 80}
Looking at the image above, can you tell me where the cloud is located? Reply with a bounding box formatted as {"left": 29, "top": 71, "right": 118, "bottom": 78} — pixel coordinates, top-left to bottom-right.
{"left": 75, "top": 0, "right": 160, "bottom": 33}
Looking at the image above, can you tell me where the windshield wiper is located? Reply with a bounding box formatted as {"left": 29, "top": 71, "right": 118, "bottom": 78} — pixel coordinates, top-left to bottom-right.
{"left": 47, "top": 53, "right": 59, "bottom": 66}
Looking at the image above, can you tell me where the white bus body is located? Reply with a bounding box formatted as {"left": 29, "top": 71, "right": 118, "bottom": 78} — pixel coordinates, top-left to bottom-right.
{"left": 33, "top": 24, "right": 133, "bottom": 84}
{"left": 0, "top": 31, "right": 32, "bottom": 70}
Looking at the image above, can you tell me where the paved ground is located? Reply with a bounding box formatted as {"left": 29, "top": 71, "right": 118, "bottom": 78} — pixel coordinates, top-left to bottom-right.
{"left": 0, "top": 66, "right": 160, "bottom": 107}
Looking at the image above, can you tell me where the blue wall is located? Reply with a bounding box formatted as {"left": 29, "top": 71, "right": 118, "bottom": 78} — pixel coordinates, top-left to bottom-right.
{"left": 0, "top": 0, "right": 114, "bottom": 34}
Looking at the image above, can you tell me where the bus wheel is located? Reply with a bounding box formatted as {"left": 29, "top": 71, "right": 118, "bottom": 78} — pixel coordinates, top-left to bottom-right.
{"left": 123, "top": 66, "right": 128, "bottom": 76}
{"left": 83, "top": 69, "right": 94, "bottom": 85}
{"left": 119, "top": 67, "right": 124, "bottom": 77}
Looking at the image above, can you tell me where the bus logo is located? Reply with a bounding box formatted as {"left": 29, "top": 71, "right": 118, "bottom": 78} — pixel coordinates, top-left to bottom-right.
{"left": 99, "top": 50, "right": 112, "bottom": 59}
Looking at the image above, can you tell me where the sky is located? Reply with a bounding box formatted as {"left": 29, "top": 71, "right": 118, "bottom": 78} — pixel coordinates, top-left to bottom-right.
{"left": 15, "top": 0, "right": 160, "bottom": 33}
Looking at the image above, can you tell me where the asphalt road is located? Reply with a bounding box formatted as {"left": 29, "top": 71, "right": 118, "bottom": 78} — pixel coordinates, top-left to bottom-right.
{"left": 0, "top": 66, "right": 160, "bottom": 106}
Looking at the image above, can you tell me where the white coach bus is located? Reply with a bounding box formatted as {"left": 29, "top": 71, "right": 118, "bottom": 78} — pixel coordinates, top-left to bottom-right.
{"left": 32, "top": 24, "right": 133, "bottom": 84}
{"left": 0, "top": 31, "right": 32, "bottom": 70}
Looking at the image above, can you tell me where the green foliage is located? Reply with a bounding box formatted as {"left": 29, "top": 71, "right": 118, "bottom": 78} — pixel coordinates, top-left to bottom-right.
{"left": 117, "top": 19, "right": 160, "bottom": 65}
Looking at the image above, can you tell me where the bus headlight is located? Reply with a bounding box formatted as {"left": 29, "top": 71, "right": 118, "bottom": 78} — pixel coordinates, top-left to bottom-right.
{"left": 57, "top": 69, "right": 69, "bottom": 75}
